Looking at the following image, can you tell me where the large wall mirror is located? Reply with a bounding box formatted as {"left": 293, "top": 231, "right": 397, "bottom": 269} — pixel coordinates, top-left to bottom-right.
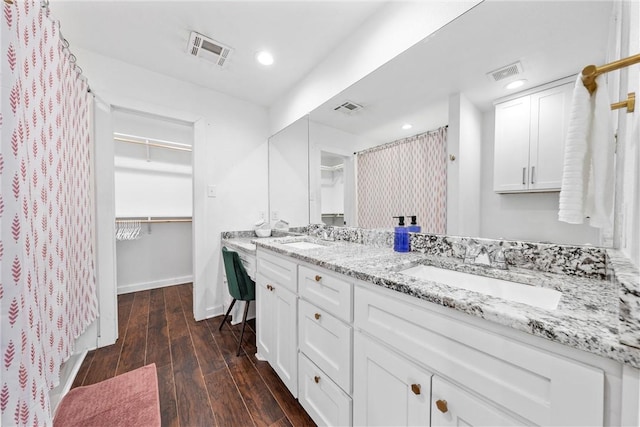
{"left": 306, "top": 0, "right": 614, "bottom": 246}
{"left": 268, "top": 115, "right": 309, "bottom": 227}
{"left": 269, "top": 1, "right": 617, "bottom": 246}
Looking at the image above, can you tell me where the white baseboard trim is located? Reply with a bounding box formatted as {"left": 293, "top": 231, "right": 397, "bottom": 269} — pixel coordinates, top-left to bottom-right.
{"left": 49, "top": 349, "right": 88, "bottom": 415}
{"left": 117, "top": 275, "right": 193, "bottom": 295}
{"left": 206, "top": 304, "right": 224, "bottom": 319}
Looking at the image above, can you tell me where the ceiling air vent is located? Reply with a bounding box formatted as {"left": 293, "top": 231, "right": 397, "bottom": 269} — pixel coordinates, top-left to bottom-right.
{"left": 187, "top": 31, "right": 232, "bottom": 67}
{"left": 487, "top": 61, "right": 524, "bottom": 82}
{"left": 334, "top": 101, "right": 363, "bottom": 114}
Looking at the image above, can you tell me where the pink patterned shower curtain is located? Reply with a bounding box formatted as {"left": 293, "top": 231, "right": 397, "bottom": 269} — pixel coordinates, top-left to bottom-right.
{"left": 1, "top": 1, "right": 97, "bottom": 426}
{"left": 356, "top": 126, "right": 447, "bottom": 233}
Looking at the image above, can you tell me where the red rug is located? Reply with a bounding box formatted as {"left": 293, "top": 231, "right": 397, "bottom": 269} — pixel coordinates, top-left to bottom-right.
{"left": 53, "top": 363, "right": 161, "bottom": 427}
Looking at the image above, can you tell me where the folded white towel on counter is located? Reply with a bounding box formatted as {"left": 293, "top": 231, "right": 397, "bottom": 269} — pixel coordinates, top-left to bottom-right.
{"left": 558, "top": 74, "right": 614, "bottom": 229}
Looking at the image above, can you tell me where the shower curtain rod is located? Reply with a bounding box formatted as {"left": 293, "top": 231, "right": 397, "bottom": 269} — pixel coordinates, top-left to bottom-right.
{"left": 114, "top": 133, "right": 193, "bottom": 152}
{"left": 354, "top": 125, "right": 448, "bottom": 156}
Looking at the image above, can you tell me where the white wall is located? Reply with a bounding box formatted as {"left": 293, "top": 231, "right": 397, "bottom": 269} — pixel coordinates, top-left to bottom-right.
{"left": 447, "top": 93, "right": 482, "bottom": 237}
{"left": 616, "top": 0, "right": 640, "bottom": 267}
{"left": 269, "top": 1, "right": 481, "bottom": 135}
{"left": 269, "top": 117, "right": 309, "bottom": 227}
{"left": 116, "top": 223, "right": 193, "bottom": 294}
{"left": 480, "top": 109, "right": 601, "bottom": 244}
{"left": 75, "top": 47, "right": 269, "bottom": 322}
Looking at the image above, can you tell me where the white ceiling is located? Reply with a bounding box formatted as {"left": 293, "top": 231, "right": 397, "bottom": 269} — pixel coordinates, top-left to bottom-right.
{"left": 51, "top": 0, "right": 615, "bottom": 145}
{"left": 309, "top": 0, "right": 615, "bottom": 144}
{"left": 50, "top": 0, "right": 387, "bottom": 107}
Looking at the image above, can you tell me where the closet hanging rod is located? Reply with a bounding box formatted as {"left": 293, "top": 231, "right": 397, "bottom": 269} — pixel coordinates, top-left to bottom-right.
{"left": 116, "top": 217, "right": 192, "bottom": 224}
{"left": 114, "top": 133, "right": 192, "bottom": 152}
{"left": 581, "top": 53, "right": 640, "bottom": 95}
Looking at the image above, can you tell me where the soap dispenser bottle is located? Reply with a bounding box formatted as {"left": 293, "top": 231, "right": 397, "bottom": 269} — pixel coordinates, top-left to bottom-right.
{"left": 393, "top": 216, "right": 410, "bottom": 252}
{"left": 408, "top": 215, "right": 421, "bottom": 233}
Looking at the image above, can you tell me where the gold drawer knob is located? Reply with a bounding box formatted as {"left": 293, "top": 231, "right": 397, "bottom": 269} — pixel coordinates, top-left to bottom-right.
{"left": 314, "top": 313, "right": 321, "bottom": 320}
{"left": 411, "top": 384, "right": 421, "bottom": 395}
{"left": 436, "top": 399, "right": 448, "bottom": 413}
{"left": 314, "top": 375, "right": 320, "bottom": 384}
{"left": 314, "top": 275, "right": 322, "bottom": 282}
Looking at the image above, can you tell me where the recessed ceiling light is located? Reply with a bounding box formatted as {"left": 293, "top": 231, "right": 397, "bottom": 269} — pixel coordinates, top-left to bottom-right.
{"left": 256, "top": 51, "right": 274, "bottom": 66}
{"left": 402, "top": 123, "right": 412, "bottom": 130}
{"left": 505, "top": 79, "right": 527, "bottom": 90}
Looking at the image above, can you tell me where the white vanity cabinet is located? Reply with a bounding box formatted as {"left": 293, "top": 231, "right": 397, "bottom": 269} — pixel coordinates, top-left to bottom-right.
{"left": 431, "top": 375, "right": 526, "bottom": 427}
{"left": 297, "top": 265, "right": 354, "bottom": 426}
{"left": 353, "top": 332, "right": 432, "bottom": 426}
{"left": 256, "top": 250, "right": 298, "bottom": 397}
{"left": 354, "top": 284, "right": 605, "bottom": 426}
{"left": 254, "top": 247, "right": 631, "bottom": 426}
{"left": 493, "top": 81, "right": 573, "bottom": 193}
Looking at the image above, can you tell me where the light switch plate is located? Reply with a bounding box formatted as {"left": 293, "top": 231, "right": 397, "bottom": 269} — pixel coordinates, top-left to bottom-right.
{"left": 207, "top": 185, "right": 217, "bottom": 198}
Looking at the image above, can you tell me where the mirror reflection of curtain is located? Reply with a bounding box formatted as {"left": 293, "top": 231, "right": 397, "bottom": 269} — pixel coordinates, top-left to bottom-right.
{"left": 356, "top": 126, "right": 447, "bottom": 232}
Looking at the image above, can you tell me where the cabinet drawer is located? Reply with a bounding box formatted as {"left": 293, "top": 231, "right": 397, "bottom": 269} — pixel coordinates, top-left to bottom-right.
{"left": 237, "top": 251, "right": 256, "bottom": 281}
{"left": 431, "top": 376, "right": 526, "bottom": 427}
{"left": 298, "top": 353, "right": 352, "bottom": 427}
{"left": 299, "top": 299, "right": 352, "bottom": 393}
{"left": 299, "top": 265, "right": 352, "bottom": 321}
{"left": 354, "top": 285, "right": 604, "bottom": 426}
{"left": 257, "top": 250, "right": 297, "bottom": 292}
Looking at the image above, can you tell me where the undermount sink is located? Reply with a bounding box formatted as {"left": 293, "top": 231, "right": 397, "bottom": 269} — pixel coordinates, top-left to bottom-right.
{"left": 400, "top": 265, "right": 561, "bottom": 310}
{"left": 282, "top": 241, "right": 327, "bottom": 250}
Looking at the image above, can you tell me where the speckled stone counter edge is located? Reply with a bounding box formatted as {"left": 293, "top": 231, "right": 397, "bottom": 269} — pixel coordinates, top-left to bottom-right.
{"left": 306, "top": 224, "right": 607, "bottom": 279}
{"left": 222, "top": 225, "right": 640, "bottom": 354}
{"left": 608, "top": 249, "right": 640, "bottom": 349}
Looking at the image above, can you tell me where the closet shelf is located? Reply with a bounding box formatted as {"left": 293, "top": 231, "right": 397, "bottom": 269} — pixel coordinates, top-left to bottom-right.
{"left": 114, "top": 132, "right": 192, "bottom": 152}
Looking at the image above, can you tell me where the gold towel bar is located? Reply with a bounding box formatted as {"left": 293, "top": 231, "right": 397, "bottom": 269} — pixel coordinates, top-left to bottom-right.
{"left": 611, "top": 92, "right": 635, "bottom": 113}
{"left": 581, "top": 53, "right": 640, "bottom": 95}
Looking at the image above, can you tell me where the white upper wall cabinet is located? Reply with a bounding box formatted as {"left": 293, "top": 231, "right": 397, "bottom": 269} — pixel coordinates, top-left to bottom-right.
{"left": 493, "top": 81, "right": 573, "bottom": 193}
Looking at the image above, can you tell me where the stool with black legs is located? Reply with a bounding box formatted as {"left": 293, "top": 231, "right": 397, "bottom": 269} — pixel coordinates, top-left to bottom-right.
{"left": 219, "top": 246, "right": 256, "bottom": 356}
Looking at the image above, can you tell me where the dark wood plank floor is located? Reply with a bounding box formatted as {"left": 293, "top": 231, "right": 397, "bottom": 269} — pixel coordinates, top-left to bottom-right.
{"left": 72, "top": 284, "right": 316, "bottom": 427}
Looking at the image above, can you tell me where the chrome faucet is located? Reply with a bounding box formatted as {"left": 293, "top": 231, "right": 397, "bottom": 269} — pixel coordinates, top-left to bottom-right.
{"left": 321, "top": 228, "right": 335, "bottom": 241}
{"left": 464, "top": 240, "right": 508, "bottom": 270}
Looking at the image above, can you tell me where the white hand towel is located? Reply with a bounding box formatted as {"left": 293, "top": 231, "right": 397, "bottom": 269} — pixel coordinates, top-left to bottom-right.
{"left": 559, "top": 74, "right": 614, "bottom": 229}
{"left": 558, "top": 74, "right": 592, "bottom": 224}
{"left": 584, "top": 75, "right": 614, "bottom": 229}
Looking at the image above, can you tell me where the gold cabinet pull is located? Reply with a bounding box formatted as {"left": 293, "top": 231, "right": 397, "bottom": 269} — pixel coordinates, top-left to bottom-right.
{"left": 411, "top": 384, "right": 421, "bottom": 395}
{"left": 435, "top": 399, "right": 448, "bottom": 413}
{"left": 314, "top": 275, "right": 322, "bottom": 282}
{"left": 314, "top": 313, "right": 321, "bottom": 320}
{"left": 314, "top": 375, "right": 320, "bottom": 384}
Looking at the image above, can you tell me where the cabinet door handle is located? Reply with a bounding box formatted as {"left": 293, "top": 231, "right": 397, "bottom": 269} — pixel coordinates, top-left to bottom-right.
{"left": 314, "top": 375, "right": 320, "bottom": 384}
{"left": 411, "top": 384, "right": 421, "bottom": 395}
{"left": 435, "top": 399, "right": 448, "bottom": 413}
{"left": 314, "top": 275, "right": 322, "bottom": 282}
{"left": 314, "top": 313, "right": 321, "bottom": 320}
{"left": 266, "top": 284, "right": 274, "bottom": 291}
{"left": 522, "top": 167, "right": 526, "bottom": 185}
{"left": 531, "top": 166, "right": 535, "bottom": 184}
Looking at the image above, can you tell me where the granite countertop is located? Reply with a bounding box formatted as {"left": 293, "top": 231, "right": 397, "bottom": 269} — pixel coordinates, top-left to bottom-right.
{"left": 248, "top": 234, "right": 640, "bottom": 369}
{"left": 221, "top": 237, "right": 259, "bottom": 253}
